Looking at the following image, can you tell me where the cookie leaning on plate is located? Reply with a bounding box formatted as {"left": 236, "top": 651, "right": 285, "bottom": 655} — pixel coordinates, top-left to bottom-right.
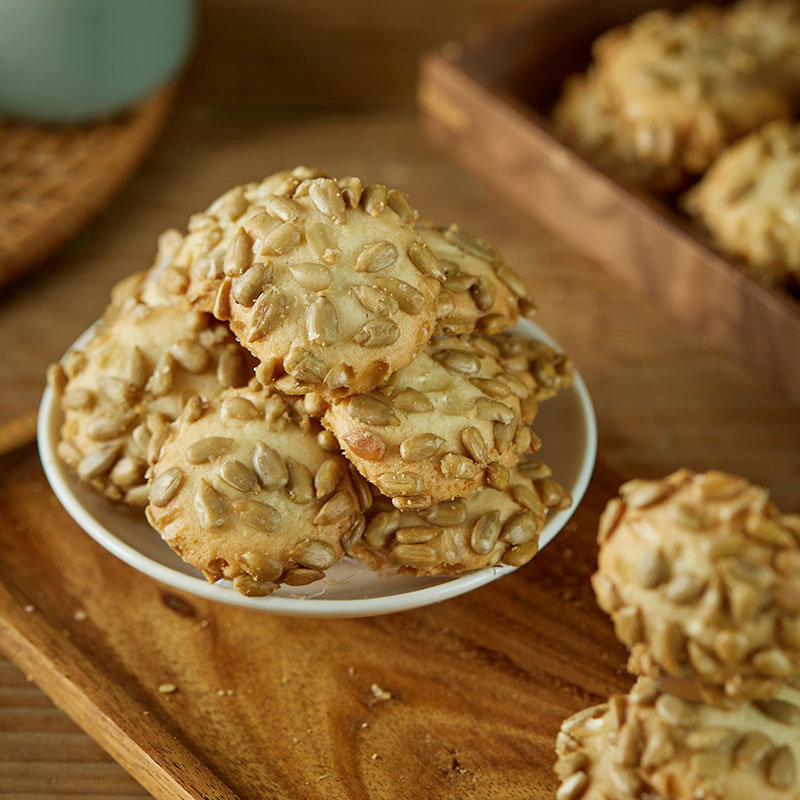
{"left": 417, "top": 219, "right": 537, "bottom": 336}
{"left": 593, "top": 469, "right": 800, "bottom": 706}
{"left": 591, "top": 6, "right": 791, "bottom": 176}
{"left": 353, "top": 461, "right": 570, "bottom": 575}
{"left": 176, "top": 166, "right": 446, "bottom": 396}
{"left": 320, "top": 330, "right": 551, "bottom": 509}
{"left": 146, "top": 384, "right": 366, "bottom": 596}
{"left": 683, "top": 120, "right": 800, "bottom": 286}
{"left": 556, "top": 676, "right": 800, "bottom": 800}
{"left": 48, "top": 267, "right": 255, "bottom": 505}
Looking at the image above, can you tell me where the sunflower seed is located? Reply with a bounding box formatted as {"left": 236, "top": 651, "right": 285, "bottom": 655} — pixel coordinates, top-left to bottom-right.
{"left": 555, "top": 752, "right": 588, "bottom": 780}
{"left": 400, "top": 433, "right": 444, "bottom": 462}
{"left": 497, "top": 372, "right": 530, "bottom": 398}
{"left": 97, "top": 376, "right": 137, "bottom": 408}
{"left": 306, "top": 297, "right": 339, "bottom": 345}
{"left": 663, "top": 573, "right": 705, "bottom": 603}
{"left": 223, "top": 229, "right": 253, "bottom": 277}
{"left": 475, "top": 397, "right": 514, "bottom": 423}
{"left": 349, "top": 284, "right": 398, "bottom": 316}
{"left": 285, "top": 347, "right": 328, "bottom": 383}
{"left": 384, "top": 189, "right": 413, "bottom": 223}
{"left": 194, "top": 479, "right": 227, "bottom": 527}
{"left": 234, "top": 499, "right": 280, "bottom": 531}
{"left": 376, "top": 472, "right": 422, "bottom": 496}
{"left": 288, "top": 261, "right": 333, "bottom": 292}
{"left": 495, "top": 264, "right": 527, "bottom": 297}
{"left": 364, "top": 511, "right": 400, "bottom": 549}
{"left": 461, "top": 426, "right": 488, "bottom": 463}
{"left": 149, "top": 467, "right": 183, "bottom": 508}
{"left": 478, "top": 314, "right": 512, "bottom": 334}
{"left": 261, "top": 221, "right": 301, "bottom": 256}
{"left": 284, "top": 567, "right": 325, "bottom": 586}
{"left": 361, "top": 184, "right": 387, "bottom": 216}
{"left": 414, "top": 502, "right": 463, "bottom": 529}
{"left": 231, "top": 263, "right": 271, "bottom": 307}
{"left": 385, "top": 390, "right": 428, "bottom": 416}
{"left": 87, "top": 413, "right": 135, "bottom": 441}
{"left": 218, "top": 460, "right": 257, "bottom": 493}
{"left": 501, "top": 510, "right": 539, "bottom": 544}
{"left": 77, "top": 444, "right": 121, "bottom": 480}
{"left": 356, "top": 241, "right": 398, "bottom": 273}
{"left": 470, "top": 512, "right": 502, "bottom": 554}
{"left": 286, "top": 458, "right": 314, "bottom": 504}
{"left": 168, "top": 339, "right": 207, "bottom": 374}
{"left": 338, "top": 176, "right": 363, "bottom": 208}
{"left": 313, "top": 490, "right": 355, "bottom": 526}
{"left": 637, "top": 549, "right": 668, "bottom": 588}
{"left": 251, "top": 442, "right": 288, "bottom": 490}
{"left": 61, "top": 388, "right": 94, "bottom": 410}
{"left": 389, "top": 526, "right": 436, "bottom": 546}
{"left": 494, "top": 418, "right": 518, "bottom": 452}
{"left": 440, "top": 453, "right": 480, "bottom": 480}
{"left": 754, "top": 698, "right": 800, "bottom": 724}
{"left": 504, "top": 539, "right": 539, "bottom": 566}
{"left": 212, "top": 277, "right": 232, "bottom": 320}
{"left": 471, "top": 276, "right": 497, "bottom": 311}
{"left": 470, "top": 378, "right": 510, "bottom": 399}
{"left": 486, "top": 461, "right": 510, "bottom": 489}
{"left": 392, "top": 544, "right": 439, "bottom": 567}
{"left": 443, "top": 271, "right": 477, "bottom": 293}
{"left": 339, "top": 426, "right": 384, "bottom": 460}
{"left": 309, "top": 178, "right": 345, "bottom": 221}
{"left": 444, "top": 226, "right": 497, "bottom": 261}
{"left": 767, "top": 747, "right": 796, "bottom": 790}
{"left": 47, "top": 362, "right": 67, "bottom": 396}
{"left": 439, "top": 390, "right": 475, "bottom": 417}
{"left": 556, "top": 771, "right": 588, "bottom": 800}
{"left": 353, "top": 318, "right": 400, "bottom": 348}
{"left": 185, "top": 436, "right": 232, "bottom": 465}
{"left": 371, "top": 276, "right": 425, "bottom": 315}
{"left": 407, "top": 241, "right": 445, "bottom": 280}
{"left": 314, "top": 459, "right": 344, "bottom": 499}
{"left": 221, "top": 396, "right": 259, "bottom": 421}
{"left": 239, "top": 551, "right": 282, "bottom": 582}
{"left": 293, "top": 539, "right": 337, "bottom": 570}
{"left": 656, "top": 695, "right": 697, "bottom": 726}
{"left": 735, "top": 732, "right": 772, "bottom": 765}
{"left": 342, "top": 516, "right": 366, "bottom": 551}
{"left": 63, "top": 350, "right": 87, "bottom": 379}
{"left": 110, "top": 456, "right": 145, "bottom": 488}
{"left": 264, "top": 194, "right": 301, "bottom": 222}
{"left": 433, "top": 349, "right": 481, "bottom": 374}
{"left": 347, "top": 394, "right": 399, "bottom": 426}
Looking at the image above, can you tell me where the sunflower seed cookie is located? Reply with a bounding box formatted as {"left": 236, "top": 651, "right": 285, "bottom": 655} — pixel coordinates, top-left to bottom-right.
{"left": 592, "top": 469, "right": 800, "bottom": 706}
{"left": 48, "top": 277, "right": 255, "bottom": 506}
{"left": 352, "top": 462, "right": 570, "bottom": 575}
{"left": 591, "top": 7, "right": 791, "bottom": 176}
{"left": 683, "top": 121, "right": 800, "bottom": 285}
{"left": 553, "top": 72, "right": 688, "bottom": 193}
{"left": 176, "top": 166, "right": 445, "bottom": 396}
{"left": 556, "top": 676, "right": 800, "bottom": 800}
{"left": 726, "top": 0, "right": 800, "bottom": 102}
{"left": 146, "top": 384, "right": 365, "bottom": 597}
{"left": 320, "top": 331, "right": 552, "bottom": 509}
{"left": 416, "top": 219, "right": 536, "bottom": 336}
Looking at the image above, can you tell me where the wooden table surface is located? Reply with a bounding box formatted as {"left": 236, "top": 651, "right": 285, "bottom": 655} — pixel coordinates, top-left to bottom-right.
{"left": 1, "top": 0, "right": 799, "bottom": 797}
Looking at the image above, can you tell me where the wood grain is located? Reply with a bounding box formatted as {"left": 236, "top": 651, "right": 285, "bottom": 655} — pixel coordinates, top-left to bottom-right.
{"left": 417, "top": 0, "right": 800, "bottom": 405}
{"left": 0, "top": 443, "right": 630, "bottom": 800}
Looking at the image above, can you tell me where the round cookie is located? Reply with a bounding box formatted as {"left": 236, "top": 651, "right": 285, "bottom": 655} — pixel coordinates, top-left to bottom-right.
{"left": 553, "top": 72, "right": 688, "bottom": 193}
{"left": 591, "top": 7, "right": 791, "bottom": 175}
{"left": 416, "top": 219, "right": 536, "bottom": 336}
{"left": 177, "top": 166, "right": 445, "bottom": 396}
{"left": 726, "top": 0, "right": 800, "bottom": 102}
{"left": 556, "top": 677, "right": 800, "bottom": 800}
{"left": 320, "top": 331, "right": 546, "bottom": 509}
{"left": 48, "top": 277, "right": 255, "bottom": 506}
{"left": 592, "top": 469, "right": 800, "bottom": 705}
{"left": 682, "top": 121, "right": 800, "bottom": 285}
{"left": 353, "top": 462, "right": 570, "bottom": 575}
{"left": 146, "top": 385, "right": 366, "bottom": 597}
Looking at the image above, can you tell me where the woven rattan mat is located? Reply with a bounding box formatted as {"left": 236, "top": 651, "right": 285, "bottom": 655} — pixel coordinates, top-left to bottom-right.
{"left": 0, "top": 84, "right": 175, "bottom": 290}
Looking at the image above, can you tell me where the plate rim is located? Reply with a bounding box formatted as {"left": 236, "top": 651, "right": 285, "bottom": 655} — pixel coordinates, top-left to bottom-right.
{"left": 37, "top": 318, "right": 597, "bottom": 618}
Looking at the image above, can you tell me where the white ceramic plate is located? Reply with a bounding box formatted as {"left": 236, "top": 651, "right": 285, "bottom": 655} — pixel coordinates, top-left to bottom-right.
{"left": 38, "top": 318, "right": 596, "bottom": 618}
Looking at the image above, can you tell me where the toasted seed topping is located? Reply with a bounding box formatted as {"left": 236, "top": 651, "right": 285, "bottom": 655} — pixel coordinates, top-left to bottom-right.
{"left": 356, "top": 241, "right": 399, "bottom": 273}
{"left": 186, "top": 436, "right": 233, "bottom": 464}
{"left": 347, "top": 394, "right": 399, "bottom": 426}
{"left": 400, "top": 433, "right": 444, "bottom": 462}
{"left": 289, "top": 262, "right": 333, "bottom": 292}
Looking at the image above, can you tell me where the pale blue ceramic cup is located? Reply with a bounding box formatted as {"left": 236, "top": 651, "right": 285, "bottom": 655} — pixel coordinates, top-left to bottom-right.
{"left": 0, "top": 0, "right": 194, "bottom": 123}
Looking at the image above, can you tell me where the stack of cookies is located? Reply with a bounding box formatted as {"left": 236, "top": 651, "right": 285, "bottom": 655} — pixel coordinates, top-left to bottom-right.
{"left": 556, "top": 469, "right": 800, "bottom": 800}
{"left": 553, "top": 0, "right": 800, "bottom": 287}
{"left": 48, "top": 166, "right": 575, "bottom": 596}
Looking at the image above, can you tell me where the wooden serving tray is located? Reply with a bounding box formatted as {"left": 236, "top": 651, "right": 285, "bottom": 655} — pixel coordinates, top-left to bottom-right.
{"left": 0, "top": 436, "right": 629, "bottom": 799}
{"left": 418, "top": 0, "right": 800, "bottom": 406}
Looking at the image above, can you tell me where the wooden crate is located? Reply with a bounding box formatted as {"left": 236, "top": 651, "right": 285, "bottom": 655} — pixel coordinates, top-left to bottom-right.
{"left": 418, "top": 0, "right": 800, "bottom": 405}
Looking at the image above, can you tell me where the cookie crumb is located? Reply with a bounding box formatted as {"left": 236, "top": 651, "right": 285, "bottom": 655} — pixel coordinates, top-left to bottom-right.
{"left": 217, "top": 689, "right": 226, "bottom": 696}
{"left": 199, "top": 619, "right": 209, "bottom": 628}
{"left": 23, "top": 605, "right": 34, "bottom": 613}
{"left": 158, "top": 683, "right": 177, "bottom": 694}
{"left": 73, "top": 610, "right": 88, "bottom": 621}
{"left": 371, "top": 683, "right": 392, "bottom": 701}
{"left": 347, "top": 666, "right": 356, "bottom": 676}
